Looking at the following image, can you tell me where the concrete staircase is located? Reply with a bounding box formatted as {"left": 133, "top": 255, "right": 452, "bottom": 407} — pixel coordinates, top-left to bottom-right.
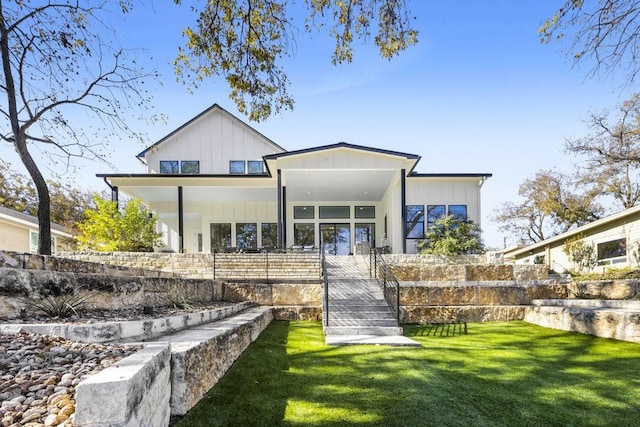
{"left": 323, "top": 256, "right": 414, "bottom": 344}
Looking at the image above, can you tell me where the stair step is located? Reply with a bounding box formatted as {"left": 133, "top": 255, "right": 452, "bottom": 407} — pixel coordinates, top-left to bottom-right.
{"left": 324, "top": 326, "right": 404, "bottom": 336}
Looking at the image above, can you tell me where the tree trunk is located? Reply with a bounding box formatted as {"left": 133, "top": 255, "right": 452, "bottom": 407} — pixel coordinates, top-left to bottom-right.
{"left": 0, "top": 3, "right": 51, "bottom": 255}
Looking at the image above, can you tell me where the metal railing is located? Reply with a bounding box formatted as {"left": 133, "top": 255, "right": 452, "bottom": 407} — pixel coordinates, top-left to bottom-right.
{"left": 212, "top": 247, "right": 322, "bottom": 282}
{"left": 369, "top": 247, "right": 400, "bottom": 322}
{"left": 321, "top": 250, "right": 329, "bottom": 327}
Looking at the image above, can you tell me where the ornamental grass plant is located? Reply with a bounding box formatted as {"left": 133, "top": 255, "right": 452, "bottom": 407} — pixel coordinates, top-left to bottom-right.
{"left": 176, "top": 321, "right": 640, "bottom": 427}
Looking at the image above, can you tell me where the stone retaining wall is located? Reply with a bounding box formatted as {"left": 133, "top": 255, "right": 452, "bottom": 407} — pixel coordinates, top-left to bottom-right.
{"left": 385, "top": 256, "right": 548, "bottom": 281}
{"left": 60, "top": 251, "right": 323, "bottom": 281}
{"left": 524, "top": 299, "right": 640, "bottom": 343}
{"left": 400, "top": 280, "right": 569, "bottom": 323}
{"left": 74, "top": 343, "right": 172, "bottom": 427}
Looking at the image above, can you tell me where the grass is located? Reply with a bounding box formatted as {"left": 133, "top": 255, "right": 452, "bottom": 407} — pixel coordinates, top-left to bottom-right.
{"left": 176, "top": 321, "right": 640, "bottom": 427}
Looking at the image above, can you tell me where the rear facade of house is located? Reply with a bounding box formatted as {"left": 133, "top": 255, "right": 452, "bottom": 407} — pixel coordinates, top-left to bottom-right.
{"left": 99, "top": 104, "right": 491, "bottom": 255}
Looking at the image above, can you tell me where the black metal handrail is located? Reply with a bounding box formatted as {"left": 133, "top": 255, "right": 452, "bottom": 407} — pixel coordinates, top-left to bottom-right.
{"left": 212, "top": 247, "right": 321, "bottom": 281}
{"left": 321, "top": 249, "right": 328, "bottom": 327}
{"left": 369, "top": 248, "right": 400, "bottom": 322}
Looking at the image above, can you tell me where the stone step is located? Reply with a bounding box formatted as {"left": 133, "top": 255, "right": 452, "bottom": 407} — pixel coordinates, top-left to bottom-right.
{"left": 327, "top": 317, "right": 398, "bottom": 326}
{"left": 324, "top": 326, "right": 404, "bottom": 336}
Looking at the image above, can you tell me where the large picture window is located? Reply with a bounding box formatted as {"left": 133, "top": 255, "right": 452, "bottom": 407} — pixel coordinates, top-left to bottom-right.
{"left": 210, "top": 223, "right": 231, "bottom": 251}
{"left": 406, "top": 205, "right": 425, "bottom": 239}
{"left": 261, "top": 223, "right": 278, "bottom": 248}
{"left": 236, "top": 223, "right": 257, "bottom": 249}
{"left": 427, "top": 205, "right": 445, "bottom": 228}
{"left": 448, "top": 205, "right": 468, "bottom": 221}
{"left": 294, "top": 223, "right": 315, "bottom": 246}
{"left": 159, "top": 160, "right": 179, "bottom": 174}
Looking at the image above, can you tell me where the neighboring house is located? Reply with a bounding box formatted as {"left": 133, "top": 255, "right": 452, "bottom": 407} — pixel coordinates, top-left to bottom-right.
{"left": 98, "top": 104, "right": 492, "bottom": 254}
{"left": 0, "top": 206, "right": 72, "bottom": 254}
{"left": 504, "top": 205, "right": 640, "bottom": 273}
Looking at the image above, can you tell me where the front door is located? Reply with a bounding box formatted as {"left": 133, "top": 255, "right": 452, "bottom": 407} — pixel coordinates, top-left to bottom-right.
{"left": 320, "top": 223, "right": 351, "bottom": 255}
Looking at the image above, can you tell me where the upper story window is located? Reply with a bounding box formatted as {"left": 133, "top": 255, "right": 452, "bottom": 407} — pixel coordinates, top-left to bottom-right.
{"left": 181, "top": 160, "right": 200, "bottom": 174}
{"left": 248, "top": 160, "right": 265, "bottom": 175}
{"left": 319, "top": 206, "right": 350, "bottom": 219}
{"left": 230, "top": 160, "right": 246, "bottom": 174}
{"left": 159, "top": 160, "right": 179, "bottom": 174}
{"left": 159, "top": 160, "right": 199, "bottom": 174}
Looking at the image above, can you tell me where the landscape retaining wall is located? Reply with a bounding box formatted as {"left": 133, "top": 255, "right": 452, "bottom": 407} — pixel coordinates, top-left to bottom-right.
{"left": 74, "top": 343, "right": 172, "bottom": 427}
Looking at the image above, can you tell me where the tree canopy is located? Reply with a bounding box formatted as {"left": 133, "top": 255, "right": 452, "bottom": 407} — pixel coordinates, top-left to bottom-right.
{"left": 77, "top": 196, "right": 162, "bottom": 252}
{"left": 0, "top": 1, "right": 155, "bottom": 254}
{"left": 540, "top": 0, "right": 640, "bottom": 85}
{"left": 174, "top": 0, "right": 418, "bottom": 121}
{"left": 417, "top": 215, "right": 484, "bottom": 256}
{"left": 493, "top": 169, "right": 603, "bottom": 245}
{"left": 0, "top": 162, "right": 95, "bottom": 232}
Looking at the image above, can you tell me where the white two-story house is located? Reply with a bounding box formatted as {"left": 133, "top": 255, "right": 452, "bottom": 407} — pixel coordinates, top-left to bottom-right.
{"left": 98, "top": 104, "right": 491, "bottom": 254}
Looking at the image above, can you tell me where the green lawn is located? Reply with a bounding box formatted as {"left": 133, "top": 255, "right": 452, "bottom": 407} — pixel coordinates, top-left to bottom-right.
{"left": 176, "top": 321, "right": 640, "bottom": 427}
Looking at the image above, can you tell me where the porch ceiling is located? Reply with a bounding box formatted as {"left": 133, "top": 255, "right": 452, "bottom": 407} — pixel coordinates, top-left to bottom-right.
{"left": 282, "top": 169, "right": 397, "bottom": 202}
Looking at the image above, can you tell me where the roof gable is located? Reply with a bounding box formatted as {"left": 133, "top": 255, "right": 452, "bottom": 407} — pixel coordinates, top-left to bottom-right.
{"left": 137, "top": 103, "right": 286, "bottom": 161}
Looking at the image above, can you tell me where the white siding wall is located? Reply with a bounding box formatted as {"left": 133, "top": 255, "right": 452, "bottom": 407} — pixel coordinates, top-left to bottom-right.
{"left": 0, "top": 221, "right": 30, "bottom": 253}
{"left": 144, "top": 109, "right": 283, "bottom": 175}
{"left": 404, "top": 178, "right": 482, "bottom": 254}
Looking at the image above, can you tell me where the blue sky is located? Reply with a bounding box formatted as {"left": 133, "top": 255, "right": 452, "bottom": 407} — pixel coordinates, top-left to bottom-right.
{"left": 2, "top": 1, "right": 632, "bottom": 248}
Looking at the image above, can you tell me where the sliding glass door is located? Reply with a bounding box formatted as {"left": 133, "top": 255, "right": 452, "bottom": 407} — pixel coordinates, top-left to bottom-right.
{"left": 320, "top": 223, "right": 351, "bottom": 255}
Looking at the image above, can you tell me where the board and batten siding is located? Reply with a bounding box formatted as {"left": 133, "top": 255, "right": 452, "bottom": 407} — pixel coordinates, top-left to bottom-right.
{"left": 144, "top": 108, "right": 283, "bottom": 175}
{"left": 274, "top": 148, "right": 409, "bottom": 171}
{"left": 405, "top": 178, "right": 482, "bottom": 223}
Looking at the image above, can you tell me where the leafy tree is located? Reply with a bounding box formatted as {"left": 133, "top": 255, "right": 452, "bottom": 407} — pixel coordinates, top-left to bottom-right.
{"left": 77, "top": 196, "right": 162, "bottom": 252}
{"left": 174, "top": 0, "right": 418, "bottom": 121}
{"left": 563, "top": 234, "right": 597, "bottom": 273}
{"left": 540, "top": 1, "right": 640, "bottom": 85}
{"left": 0, "top": 1, "right": 154, "bottom": 255}
{"left": 566, "top": 93, "right": 640, "bottom": 209}
{"left": 417, "top": 215, "right": 483, "bottom": 256}
{"left": 0, "top": 162, "right": 95, "bottom": 231}
{"left": 493, "top": 170, "right": 602, "bottom": 245}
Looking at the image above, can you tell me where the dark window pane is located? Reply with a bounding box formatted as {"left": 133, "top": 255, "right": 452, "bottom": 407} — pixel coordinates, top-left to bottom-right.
{"left": 160, "top": 160, "right": 179, "bottom": 174}
{"left": 181, "top": 160, "right": 200, "bottom": 174}
{"left": 427, "top": 205, "right": 446, "bottom": 227}
{"left": 261, "top": 223, "right": 278, "bottom": 248}
{"left": 210, "top": 223, "right": 231, "bottom": 251}
{"left": 406, "top": 205, "right": 424, "bottom": 239}
{"left": 236, "top": 223, "right": 258, "bottom": 248}
{"left": 294, "top": 223, "right": 315, "bottom": 246}
{"left": 294, "top": 206, "right": 314, "bottom": 219}
{"left": 597, "top": 238, "right": 626, "bottom": 260}
{"left": 448, "top": 205, "right": 468, "bottom": 221}
{"left": 229, "top": 161, "right": 245, "bottom": 174}
{"left": 319, "top": 206, "right": 350, "bottom": 219}
{"left": 355, "top": 206, "right": 375, "bottom": 219}
{"left": 248, "top": 160, "right": 264, "bottom": 174}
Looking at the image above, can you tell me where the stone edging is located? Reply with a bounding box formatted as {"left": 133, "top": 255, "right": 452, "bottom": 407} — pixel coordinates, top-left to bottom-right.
{"left": 0, "top": 302, "right": 253, "bottom": 343}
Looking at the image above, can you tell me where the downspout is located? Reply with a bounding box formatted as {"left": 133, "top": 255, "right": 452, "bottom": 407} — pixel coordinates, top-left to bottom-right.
{"left": 401, "top": 169, "right": 406, "bottom": 254}
{"left": 102, "top": 177, "right": 119, "bottom": 208}
{"left": 178, "top": 186, "right": 184, "bottom": 253}
{"left": 277, "top": 169, "right": 283, "bottom": 248}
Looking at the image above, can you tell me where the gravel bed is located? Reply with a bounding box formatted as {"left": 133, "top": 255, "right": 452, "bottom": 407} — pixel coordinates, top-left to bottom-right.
{"left": 0, "top": 302, "right": 237, "bottom": 425}
{"left": 0, "top": 333, "right": 141, "bottom": 426}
